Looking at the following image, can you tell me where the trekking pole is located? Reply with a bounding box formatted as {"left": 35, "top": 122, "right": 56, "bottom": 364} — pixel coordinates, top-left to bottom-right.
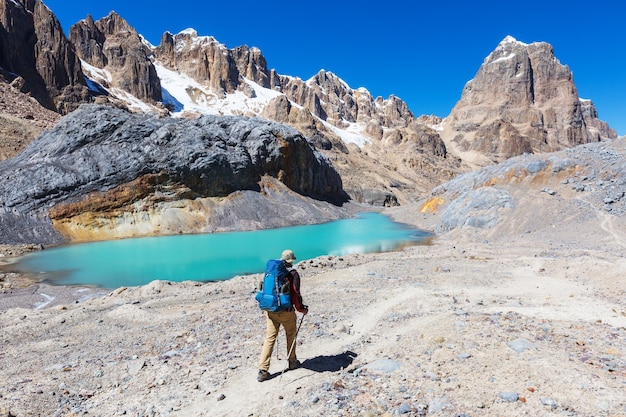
{"left": 280, "top": 313, "right": 305, "bottom": 380}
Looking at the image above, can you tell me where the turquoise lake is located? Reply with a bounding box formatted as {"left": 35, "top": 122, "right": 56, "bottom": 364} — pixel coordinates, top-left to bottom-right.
{"left": 12, "top": 212, "right": 431, "bottom": 288}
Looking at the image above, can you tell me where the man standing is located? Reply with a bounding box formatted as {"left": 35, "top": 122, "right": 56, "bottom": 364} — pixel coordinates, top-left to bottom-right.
{"left": 257, "top": 249, "right": 308, "bottom": 382}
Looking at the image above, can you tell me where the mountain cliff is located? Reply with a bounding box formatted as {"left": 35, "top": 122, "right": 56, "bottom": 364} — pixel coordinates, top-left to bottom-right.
{"left": 70, "top": 25, "right": 620, "bottom": 199}
{"left": 69, "top": 12, "right": 162, "bottom": 104}
{"left": 0, "top": 0, "right": 89, "bottom": 113}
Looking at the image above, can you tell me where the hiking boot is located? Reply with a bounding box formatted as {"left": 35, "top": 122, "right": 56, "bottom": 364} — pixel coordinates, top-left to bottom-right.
{"left": 257, "top": 370, "right": 270, "bottom": 382}
{"left": 288, "top": 359, "right": 301, "bottom": 370}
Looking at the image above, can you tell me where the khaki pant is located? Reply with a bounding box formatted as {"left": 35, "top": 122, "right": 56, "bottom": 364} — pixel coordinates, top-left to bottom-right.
{"left": 258, "top": 310, "right": 297, "bottom": 371}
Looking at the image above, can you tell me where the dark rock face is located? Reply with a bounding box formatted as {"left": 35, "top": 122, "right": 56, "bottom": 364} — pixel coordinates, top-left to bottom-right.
{"left": 0, "top": 104, "right": 348, "bottom": 244}
{"left": 69, "top": 12, "right": 162, "bottom": 103}
{"left": 0, "top": 0, "right": 89, "bottom": 113}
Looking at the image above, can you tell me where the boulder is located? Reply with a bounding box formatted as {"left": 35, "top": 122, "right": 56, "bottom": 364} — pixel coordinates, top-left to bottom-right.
{"left": 0, "top": 104, "right": 349, "bottom": 244}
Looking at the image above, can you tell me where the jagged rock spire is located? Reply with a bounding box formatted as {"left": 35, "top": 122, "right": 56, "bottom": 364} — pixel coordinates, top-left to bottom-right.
{"left": 0, "top": 0, "right": 88, "bottom": 113}
{"left": 441, "top": 35, "right": 617, "bottom": 165}
{"left": 69, "top": 11, "right": 162, "bottom": 103}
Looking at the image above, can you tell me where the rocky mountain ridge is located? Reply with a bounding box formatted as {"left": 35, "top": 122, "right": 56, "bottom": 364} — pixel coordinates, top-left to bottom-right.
{"left": 68, "top": 15, "right": 619, "bottom": 157}
{"left": 0, "top": 0, "right": 620, "bottom": 244}
{"left": 68, "top": 12, "right": 459, "bottom": 204}
{"left": 1, "top": 2, "right": 616, "bottom": 157}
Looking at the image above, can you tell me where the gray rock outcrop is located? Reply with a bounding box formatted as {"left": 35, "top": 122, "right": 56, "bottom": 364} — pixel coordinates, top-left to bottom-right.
{"left": 0, "top": 104, "right": 349, "bottom": 244}
{"left": 428, "top": 136, "right": 626, "bottom": 233}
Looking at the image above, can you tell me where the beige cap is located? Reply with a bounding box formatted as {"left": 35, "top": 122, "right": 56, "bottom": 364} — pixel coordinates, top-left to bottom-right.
{"left": 281, "top": 249, "right": 297, "bottom": 263}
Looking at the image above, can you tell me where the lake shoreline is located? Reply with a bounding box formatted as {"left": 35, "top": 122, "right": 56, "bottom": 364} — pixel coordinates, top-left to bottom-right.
{"left": 0, "top": 241, "right": 110, "bottom": 310}
{"left": 2, "top": 210, "right": 429, "bottom": 290}
{"left": 0, "top": 241, "right": 438, "bottom": 313}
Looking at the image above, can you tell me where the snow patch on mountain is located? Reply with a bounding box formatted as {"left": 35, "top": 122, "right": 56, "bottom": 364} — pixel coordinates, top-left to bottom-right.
{"left": 140, "top": 35, "right": 156, "bottom": 50}
{"left": 153, "top": 62, "right": 282, "bottom": 116}
{"left": 81, "top": 60, "right": 154, "bottom": 112}
{"left": 325, "top": 121, "right": 370, "bottom": 147}
{"left": 154, "top": 62, "right": 371, "bottom": 146}
{"left": 81, "top": 57, "right": 372, "bottom": 147}
{"left": 81, "top": 60, "right": 112, "bottom": 84}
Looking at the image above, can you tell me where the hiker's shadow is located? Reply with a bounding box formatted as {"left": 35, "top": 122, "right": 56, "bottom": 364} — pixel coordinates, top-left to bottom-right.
{"left": 301, "top": 350, "right": 357, "bottom": 372}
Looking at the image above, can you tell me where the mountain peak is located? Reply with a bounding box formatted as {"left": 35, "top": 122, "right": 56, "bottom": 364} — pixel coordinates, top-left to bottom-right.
{"left": 499, "top": 35, "right": 526, "bottom": 47}
{"left": 306, "top": 70, "right": 350, "bottom": 90}
{"left": 0, "top": 3, "right": 618, "bottom": 208}
{"left": 443, "top": 35, "right": 616, "bottom": 165}
{"left": 177, "top": 28, "right": 198, "bottom": 37}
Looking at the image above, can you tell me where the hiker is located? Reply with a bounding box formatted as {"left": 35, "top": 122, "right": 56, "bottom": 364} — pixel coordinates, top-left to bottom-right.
{"left": 257, "top": 249, "right": 308, "bottom": 382}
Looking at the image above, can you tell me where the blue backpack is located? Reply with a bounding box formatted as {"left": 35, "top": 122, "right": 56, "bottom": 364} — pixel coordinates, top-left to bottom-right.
{"left": 255, "top": 259, "right": 292, "bottom": 312}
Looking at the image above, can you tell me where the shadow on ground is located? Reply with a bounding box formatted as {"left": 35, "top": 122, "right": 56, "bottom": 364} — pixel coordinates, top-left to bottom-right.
{"left": 301, "top": 350, "right": 358, "bottom": 372}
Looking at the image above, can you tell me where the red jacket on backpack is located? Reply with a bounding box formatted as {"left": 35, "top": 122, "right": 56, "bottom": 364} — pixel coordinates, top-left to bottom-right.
{"left": 286, "top": 267, "right": 307, "bottom": 314}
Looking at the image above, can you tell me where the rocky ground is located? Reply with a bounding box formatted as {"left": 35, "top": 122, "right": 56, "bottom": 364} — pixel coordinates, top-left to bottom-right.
{"left": 0, "top": 81, "right": 60, "bottom": 161}
{"left": 1, "top": 194, "right": 625, "bottom": 416}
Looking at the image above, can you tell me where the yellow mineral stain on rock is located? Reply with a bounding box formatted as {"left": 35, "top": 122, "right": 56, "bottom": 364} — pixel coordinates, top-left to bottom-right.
{"left": 51, "top": 199, "right": 215, "bottom": 242}
{"left": 420, "top": 197, "right": 444, "bottom": 213}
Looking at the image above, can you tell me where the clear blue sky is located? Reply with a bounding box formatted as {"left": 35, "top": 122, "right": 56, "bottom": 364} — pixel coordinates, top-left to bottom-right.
{"left": 44, "top": 0, "right": 625, "bottom": 135}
